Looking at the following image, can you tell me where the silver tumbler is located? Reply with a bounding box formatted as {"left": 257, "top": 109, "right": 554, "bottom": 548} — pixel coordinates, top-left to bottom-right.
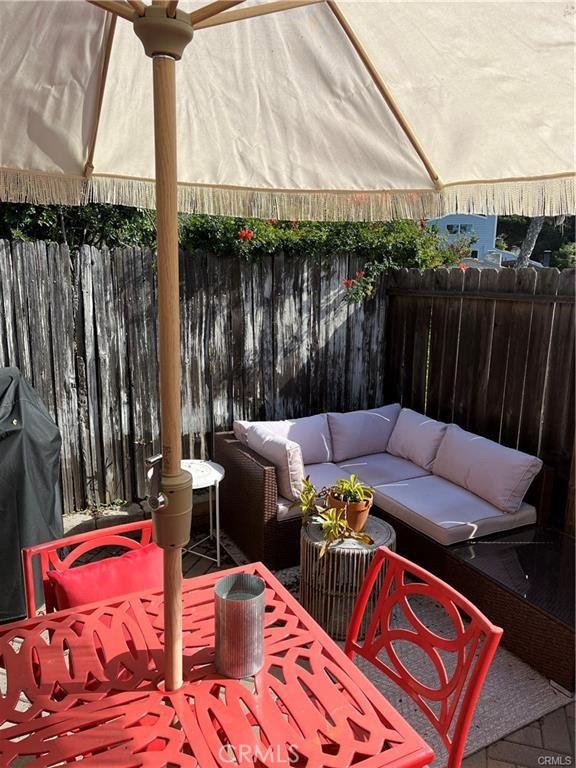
{"left": 214, "top": 573, "right": 265, "bottom": 678}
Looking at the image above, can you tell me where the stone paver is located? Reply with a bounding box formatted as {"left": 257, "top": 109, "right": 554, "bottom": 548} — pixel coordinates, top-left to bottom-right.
{"left": 489, "top": 739, "right": 567, "bottom": 766}
{"left": 486, "top": 761, "right": 516, "bottom": 768}
{"left": 462, "top": 749, "right": 488, "bottom": 767}
{"left": 506, "top": 725, "right": 543, "bottom": 748}
{"left": 463, "top": 703, "right": 575, "bottom": 768}
{"left": 541, "top": 706, "right": 573, "bottom": 754}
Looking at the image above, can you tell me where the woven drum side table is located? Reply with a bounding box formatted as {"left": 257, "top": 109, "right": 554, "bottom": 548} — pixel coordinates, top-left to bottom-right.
{"left": 300, "top": 516, "right": 396, "bottom": 640}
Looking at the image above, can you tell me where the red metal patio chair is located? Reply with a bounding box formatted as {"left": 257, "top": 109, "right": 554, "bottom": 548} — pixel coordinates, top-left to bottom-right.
{"left": 22, "top": 519, "right": 154, "bottom": 617}
{"left": 345, "top": 547, "right": 503, "bottom": 768}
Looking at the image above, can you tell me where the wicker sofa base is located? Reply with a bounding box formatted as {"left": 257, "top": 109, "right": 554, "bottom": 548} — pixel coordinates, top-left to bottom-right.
{"left": 215, "top": 432, "right": 302, "bottom": 570}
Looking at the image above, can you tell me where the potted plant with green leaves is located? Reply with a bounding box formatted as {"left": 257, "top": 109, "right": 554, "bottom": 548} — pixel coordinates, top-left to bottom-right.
{"left": 292, "top": 476, "right": 324, "bottom": 527}
{"left": 292, "top": 476, "right": 374, "bottom": 557}
{"left": 327, "top": 474, "right": 373, "bottom": 532}
{"left": 316, "top": 507, "right": 373, "bottom": 558}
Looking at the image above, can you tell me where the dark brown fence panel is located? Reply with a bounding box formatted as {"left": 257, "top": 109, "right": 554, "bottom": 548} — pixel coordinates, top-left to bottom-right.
{"left": 384, "top": 265, "right": 576, "bottom": 531}
{"left": 0, "top": 242, "right": 387, "bottom": 514}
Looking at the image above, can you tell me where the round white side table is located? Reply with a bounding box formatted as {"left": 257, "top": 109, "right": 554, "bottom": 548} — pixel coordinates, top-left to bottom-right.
{"left": 181, "top": 459, "right": 225, "bottom": 567}
{"left": 300, "top": 516, "right": 396, "bottom": 640}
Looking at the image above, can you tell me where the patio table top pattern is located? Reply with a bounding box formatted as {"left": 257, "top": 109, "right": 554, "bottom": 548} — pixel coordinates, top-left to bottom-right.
{"left": 0, "top": 562, "right": 434, "bottom": 768}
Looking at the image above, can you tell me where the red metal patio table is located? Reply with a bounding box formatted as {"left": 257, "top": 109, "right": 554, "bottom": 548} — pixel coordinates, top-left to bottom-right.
{"left": 0, "top": 562, "right": 434, "bottom": 767}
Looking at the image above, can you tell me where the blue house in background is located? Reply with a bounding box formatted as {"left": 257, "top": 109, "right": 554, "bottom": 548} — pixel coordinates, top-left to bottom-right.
{"left": 428, "top": 214, "right": 498, "bottom": 260}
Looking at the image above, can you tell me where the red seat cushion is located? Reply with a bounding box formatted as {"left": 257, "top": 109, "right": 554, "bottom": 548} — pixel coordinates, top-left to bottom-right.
{"left": 47, "top": 544, "right": 164, "bottom": 610}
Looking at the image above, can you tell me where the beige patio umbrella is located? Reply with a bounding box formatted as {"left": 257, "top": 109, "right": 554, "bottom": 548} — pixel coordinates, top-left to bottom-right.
{"left": 0, "top": 0, "right": 574, "bottom": 690}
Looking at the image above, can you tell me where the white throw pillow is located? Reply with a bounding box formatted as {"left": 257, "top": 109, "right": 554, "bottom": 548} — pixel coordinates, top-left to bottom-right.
{"left": 246, "top": 424, "right": 304, "bottom": 501}
{"left": 234, "top": 414, "right": 332, "bottom": 465}
{"left": 433, "top": 425, "right": 543, "bottom": 513}
{"left": 233, "top": 420, "right": 250, "bottom": 442}
{"left": 387, "top": 408, "right": 447, "bottom": 470}
{"left": 328, "top": 404, "right": 401, "bottom": 462}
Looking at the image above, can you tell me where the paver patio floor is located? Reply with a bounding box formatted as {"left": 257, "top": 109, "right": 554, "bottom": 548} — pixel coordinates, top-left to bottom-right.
{"left": 462, "top": 702, "right": 574, "bottom": 768}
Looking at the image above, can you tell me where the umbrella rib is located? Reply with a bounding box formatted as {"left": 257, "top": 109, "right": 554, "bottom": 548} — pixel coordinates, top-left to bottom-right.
{"left": 87, "top": 0, "right": 135, "bottom": 21}
{"left": 127, "top": 0, "right": 146, "bottom": 14}
{"left": 326, "top": 0, "right": 442, "bottom": 190}
{"left": 85, "top": 14, "right": 117, "bottom": 179}
{"left": 189, "top": 1, "right": 246, "bottom": 26}
{"left": 193, "top": 0, "right": 323, "bottom": 30}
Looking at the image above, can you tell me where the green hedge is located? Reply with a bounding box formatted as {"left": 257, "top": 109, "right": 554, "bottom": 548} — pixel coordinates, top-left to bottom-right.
{"left": 0, "top": 204, "right": 469, "bottom": 300}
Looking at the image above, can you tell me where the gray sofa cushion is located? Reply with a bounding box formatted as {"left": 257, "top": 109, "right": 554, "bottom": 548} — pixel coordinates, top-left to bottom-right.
{"left": 277, "top": 495, "right": 299, "bottom": 522}
{"left": 337, "top": 452, "right": 428, "bottom": 486}
{"left": 234, "top": 414, "right": 332, "bottom": 464}
{"left": 327, "top": 404, "right": 401, "bottom": 462}
{"left": 373, "top": 475, "right": 536, "bottom": 545}
{"left": 433, "top": 425, "right": 543, "bottom": 513}
{"left": 277, "top": 462, "right": 346, "bottom": 521}
{"left": 387, "top": 408, "right": 447, "bottom": 470}
{"left": 304, "top": 462, "right": 347, "bottom": 491}
{"left": 246, "top": 425, "right": 304, "bottom": 501}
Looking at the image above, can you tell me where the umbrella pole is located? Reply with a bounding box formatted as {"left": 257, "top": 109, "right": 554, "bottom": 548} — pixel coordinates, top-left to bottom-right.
{"left": 153, "top": 56, "right": 180, "bottom": 477}
{"left": 132, "top": 4, "right": 194, "bottom": 694}
{"left": 152, "top": 53, "right": 193, "bottom": 693}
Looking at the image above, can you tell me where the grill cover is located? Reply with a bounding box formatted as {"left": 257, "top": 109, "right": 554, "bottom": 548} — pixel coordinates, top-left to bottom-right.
{"left": 0, "top": 368, "right": 63, "bottom": 621}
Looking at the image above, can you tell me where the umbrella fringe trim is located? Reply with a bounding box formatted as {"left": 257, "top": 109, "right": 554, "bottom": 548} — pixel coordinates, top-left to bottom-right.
{"left": 1, "top": 167, "right": 574, "bottom": 219}
{"left": 0, "top": 168, "right": 87, "bottom": 207}
{"left": 440, "top": 176, "right": 576, "bottom": 219}
{"left": 89, "top": 174, "right": 576, "bottom": 219}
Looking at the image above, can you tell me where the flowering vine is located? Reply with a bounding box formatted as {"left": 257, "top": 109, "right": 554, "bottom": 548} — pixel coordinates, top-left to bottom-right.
{"left": 180, "top": 217, "right": 463, "bottom": 301}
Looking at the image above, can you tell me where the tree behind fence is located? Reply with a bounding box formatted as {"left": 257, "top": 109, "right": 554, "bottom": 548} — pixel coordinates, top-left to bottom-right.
{"left": 0, "top": 241, "right": 385, "bottom": 513}
{"left": 0, "top": 241, "right": 573, "bottom": 531}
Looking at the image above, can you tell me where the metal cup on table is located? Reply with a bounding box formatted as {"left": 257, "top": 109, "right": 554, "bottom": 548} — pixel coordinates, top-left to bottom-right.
{"left": 214, "top": 573, "right": 265, "bottom": 678}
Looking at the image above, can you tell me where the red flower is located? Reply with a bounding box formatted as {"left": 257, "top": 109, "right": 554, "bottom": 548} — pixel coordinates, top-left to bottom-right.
{"left": 342, "top": 278, "right": 355, "bottom": 288}
{"left": 458, "top": 262, "right": 468, "bottom": 271}
{"left": 238, "top": 228, "right": 254, "bottom": 241}
{"left": 356, "top": 271, "right": 365, "bottom": 279}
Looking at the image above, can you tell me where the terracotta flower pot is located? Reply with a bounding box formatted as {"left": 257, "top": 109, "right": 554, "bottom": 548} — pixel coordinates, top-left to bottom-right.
{"left": 327, "top": 492, "right": 373, "bottom": 533}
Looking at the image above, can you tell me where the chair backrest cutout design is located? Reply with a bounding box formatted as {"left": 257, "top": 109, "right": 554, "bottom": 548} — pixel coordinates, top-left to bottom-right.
{"left": 345, "top": 547, "right": 502, "bottom": 768}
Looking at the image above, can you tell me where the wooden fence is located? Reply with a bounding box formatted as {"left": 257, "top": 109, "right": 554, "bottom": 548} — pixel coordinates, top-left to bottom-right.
{"left": 384, "top": 266, "right": 575, "bottom": 532}
{"left": 0, "top": 241, "right": 385, "bottom": 513}
{"left": 0, "top": 241, "right": 574, "bottom": 531}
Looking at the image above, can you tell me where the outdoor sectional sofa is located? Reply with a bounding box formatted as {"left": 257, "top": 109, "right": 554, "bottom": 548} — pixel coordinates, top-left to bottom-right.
{"left": 215, "top": 405, "right": 545, "bottom": 571}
